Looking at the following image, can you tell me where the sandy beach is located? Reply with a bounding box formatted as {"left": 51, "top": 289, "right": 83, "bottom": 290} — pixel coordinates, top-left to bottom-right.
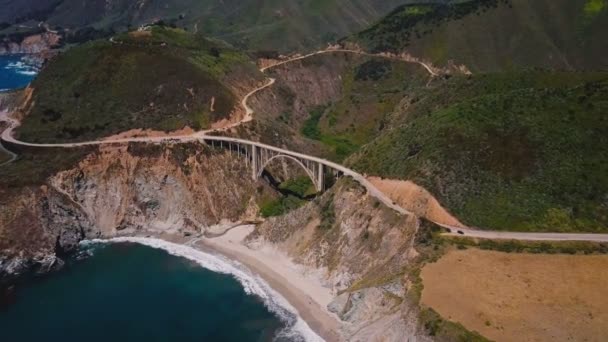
{"left": 200, "top": 225, "right": 343, "bottom": 342}
{"left": 137, "top": 226, "right": 343, "bottom": 342}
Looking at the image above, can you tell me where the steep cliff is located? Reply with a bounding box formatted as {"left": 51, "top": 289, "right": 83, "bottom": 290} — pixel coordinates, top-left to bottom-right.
{"left": 0, "top": 140, "right": 482, "bottom": 341}
{"left": 248, "top": 178, "right": 433, "bottom": 341}
{"left": 0, "top": 142, "right": 263, "bottom": 278}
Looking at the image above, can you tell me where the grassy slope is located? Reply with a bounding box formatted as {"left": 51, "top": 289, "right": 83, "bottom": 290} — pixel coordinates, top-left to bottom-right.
{"left": 255, "top": 54, "right": 430, "bottom": 162}
{"left": 300, "top": 58, "right": 430, "bottom": 161}
{"left": 349, "top": 72, "right": 608, "bottom": 232}
{"left": 17, "top": 27, "right": 261, "bottom": 143}
{"left": 199, "top": 0, "right": 409, "bottom": 52}
{"left": 351, "top": 0, "right": 608, "bottom": 71}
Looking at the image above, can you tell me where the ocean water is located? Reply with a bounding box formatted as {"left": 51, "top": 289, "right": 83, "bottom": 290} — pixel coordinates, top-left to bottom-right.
{"left": 0, "top": 54, "right": 39, "bottom": 92}
{"left": 0, "top": 240, "right": 320, "bottom": 342}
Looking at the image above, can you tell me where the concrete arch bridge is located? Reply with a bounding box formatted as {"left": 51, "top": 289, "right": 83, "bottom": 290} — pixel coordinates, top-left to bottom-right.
{"left": 202, "top": 135, "right": 342, "bottom": 192}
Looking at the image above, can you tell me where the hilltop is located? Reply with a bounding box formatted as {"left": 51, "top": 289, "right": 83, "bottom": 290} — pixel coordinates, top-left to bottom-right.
{"left": 15, "top": 27, "right": 263, "bottom": 143}
{"left": 349, "top": 0, "right": 608, "bottom": 71}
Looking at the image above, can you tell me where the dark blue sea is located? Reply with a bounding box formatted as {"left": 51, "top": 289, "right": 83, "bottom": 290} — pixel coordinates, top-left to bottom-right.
{"left": 0, "top": 239, "right": 317, "bottom": 342}
{"left": 0, "top": 54, "right": 39, "bottom": 92}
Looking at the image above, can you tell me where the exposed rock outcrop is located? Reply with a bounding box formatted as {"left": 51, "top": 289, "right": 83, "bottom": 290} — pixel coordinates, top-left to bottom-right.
{"left": 0, "top": 141, "right": 433, "bottom": 341}
{"left": 249, "top": 179, "right": 431, "bottom": 341}
{"left": 0, "top": 32, "right": 61, "bottom": 55}
{"left": 0, "top": 142, "right": 263, "bottom": 278}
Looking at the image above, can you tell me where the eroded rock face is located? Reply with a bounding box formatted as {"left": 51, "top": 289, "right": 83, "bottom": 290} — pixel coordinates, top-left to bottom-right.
{"left": 0, "top": 185, "right": 92, "bottom": 279}
{"left": 0, "top": 142, "right": 430, "bottom": 341}
{"left": 0, "top": 142, "right": 261, "bottom": 278}
{"left": 250, "top": 179, "right": 431, "bottom": 341}
{"left": 0, "top": 32, "right": 61, "bottom": 55}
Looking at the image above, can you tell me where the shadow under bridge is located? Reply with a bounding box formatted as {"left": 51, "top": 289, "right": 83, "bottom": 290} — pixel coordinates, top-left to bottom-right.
{"left": 200, "top": 136, "right": 342, "bottom": 192}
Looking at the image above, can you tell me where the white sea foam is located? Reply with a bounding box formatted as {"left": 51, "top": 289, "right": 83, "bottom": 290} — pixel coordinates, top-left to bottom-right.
{"left": 16, "top": 70, "right": 37, "bottom": 76}
{"left": 82, "top": 237, "right": 325, "bottom": 342}
{"left": 4, "top": 59, "right": 39, "bottom": 76}
{"left": 4, "top": 61, "right": 24, "bottom": 69}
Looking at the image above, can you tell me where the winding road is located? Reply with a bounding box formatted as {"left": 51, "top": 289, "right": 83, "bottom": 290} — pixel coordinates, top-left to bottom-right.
{"left": 1, "top": 49, "right": 608, "bottom": 243}
{"left": 260, "top": 48, "right": 438, "bottom": 76}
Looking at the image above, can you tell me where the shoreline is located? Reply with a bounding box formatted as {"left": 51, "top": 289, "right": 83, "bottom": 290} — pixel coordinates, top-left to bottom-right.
{"left": 131, "top": 227, "right": 343, "bottom": 342}
{"left": 200, "top": 226, "right": 342, "bottom": 342}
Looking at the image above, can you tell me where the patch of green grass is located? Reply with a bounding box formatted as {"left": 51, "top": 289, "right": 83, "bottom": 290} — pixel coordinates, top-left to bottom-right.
{"left": 301, "top": 106, "right": 326, "bottom": 140}
{"left": 420, "top": 308, "right": 491, "bottom": 341}
{"left": 279, "top": 176, "right": 316, "bottom": 197}
{"left": 444, "top": 236, "right": 608, "bottom": 255}
{"left": 259, "top": 195, "right": 306, "bottom": 218}
{"left": 350, "top": 71, "right": 608, "bottom": 232}
{"left": 584, "top": 0, "right": 606, "bottom": 16}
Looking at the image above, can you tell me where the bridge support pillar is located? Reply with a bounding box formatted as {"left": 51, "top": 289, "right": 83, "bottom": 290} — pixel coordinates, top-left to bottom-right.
{"left": 251, "top": 145, "right": 258, "bottom": 180}
{"left": 317, "top": 163, "right": 324, "bottom": 192}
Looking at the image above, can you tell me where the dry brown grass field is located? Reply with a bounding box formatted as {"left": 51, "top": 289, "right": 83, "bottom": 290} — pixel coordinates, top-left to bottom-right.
{"left": 421, "top": 248, "right": 608, "bottom": 342}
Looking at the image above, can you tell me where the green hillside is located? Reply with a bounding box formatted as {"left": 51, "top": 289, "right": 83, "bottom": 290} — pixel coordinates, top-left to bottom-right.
{"left": 296, "top": 58, "right": 429, "bottom": 161}
{"left": 349, "top": 71, "right": 608, "bottom": 232}
{"left": 248, "top": 53, "right": 431, "bottom": 162}
{"left": 1, "top": 0, "right": 411, "bottom": 52}
{"left": 350, "top": 0, "right": 608, "bottom": 71}
{"left": 17, "top": 27, "right": 262, "bottom": 143}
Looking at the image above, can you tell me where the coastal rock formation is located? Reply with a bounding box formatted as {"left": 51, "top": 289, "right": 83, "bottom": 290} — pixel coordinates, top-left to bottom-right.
{"left": 249, "top": 179, "right": 431, "bottom": 341}
{"left": 0, "top": 140, "right": 433, "bottom": 341}
{"left": 0, "top": 32, "right": 61, "bottom": 55}
{"left": 0, "top": 143, "right": 262, "bottom": 278}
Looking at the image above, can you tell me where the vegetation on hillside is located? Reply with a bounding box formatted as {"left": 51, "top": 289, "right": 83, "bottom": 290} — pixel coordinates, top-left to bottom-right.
{"left": 0, "top": 147, "right": 93, "bottom": 188}
{"left": 351, "top": 0, "right": 608, "bottom": 71}
{"left": 17, "top": 27, "right": 261, "bottom": 143}
{"left": 1, "top": 0, "right": 407, "bottom": 53}
{"left": 349, "top": 71, "right": 608, "bottom": 232}
{"left": 296, "top": 57, "right": 429, "bottom": 161}
{"left": 258, "top": 176, "right": 316, "bottom": 218}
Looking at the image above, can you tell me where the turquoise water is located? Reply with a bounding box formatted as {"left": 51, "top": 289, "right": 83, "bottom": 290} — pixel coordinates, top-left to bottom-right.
{"left": 0, "top": 243, "right": 300, "bottom": 342}
{"left": 0, "top": 54, "right": 39, "bottom": 92}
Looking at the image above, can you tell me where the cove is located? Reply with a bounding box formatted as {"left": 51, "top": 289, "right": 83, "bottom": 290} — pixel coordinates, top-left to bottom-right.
{"left": 0, "top": 243, "right": 294, "bottom": 341}
{"left": 0, "top": 54, "right": 39, "bottom": 92}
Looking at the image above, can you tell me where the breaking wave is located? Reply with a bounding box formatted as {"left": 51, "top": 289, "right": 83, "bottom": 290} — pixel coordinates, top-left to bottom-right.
{"left": 81, "top": 237, "right": 324, "bottom": 342}
{"left": 4, "top": 59, "right": 39, "bottom": 76}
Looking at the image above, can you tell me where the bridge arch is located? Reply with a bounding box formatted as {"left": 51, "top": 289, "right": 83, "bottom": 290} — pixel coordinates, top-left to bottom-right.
{"left": 256, "top": 154, "right": 319, "bottom": 190}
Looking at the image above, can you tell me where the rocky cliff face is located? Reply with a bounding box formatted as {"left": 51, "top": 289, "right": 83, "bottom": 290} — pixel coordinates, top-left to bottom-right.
{"left": 0, "top": 32, "right": 61, "bottom": 55}
{"left": 0, "top": 142, "right": 262, "bottom": 279}
{"left": 0, "top": 138, "right": 432, "bottom": 341}
{"left": 249, "top": 179, "right": 432, "bottom": 341}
